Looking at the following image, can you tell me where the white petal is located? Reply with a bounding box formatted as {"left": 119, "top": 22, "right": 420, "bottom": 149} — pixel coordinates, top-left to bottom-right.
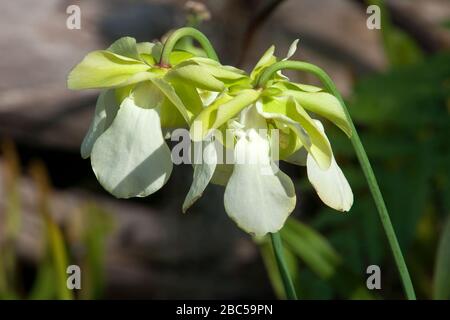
{"left": 91, "top": 97, "right": 172, "bottom": 198}
{"left": 199, "top": 90, "right": 220, "bottom": 107}
{"left": 306, "top": 152, "right": 353, "bottom": 212}
{"left": 182, "top": 139, "right": 218, "bottom": 212}
{"left": 224, "top": 132, "right": 296, "bottom": 237}
{"left": 81, "top": 90, "right": 119, "bottom": 159}
{"left": 285, "top": 39, "right": 299, "bottom": 60}
{"left": 277, "top": 39, "right": 300, "bottom": 79}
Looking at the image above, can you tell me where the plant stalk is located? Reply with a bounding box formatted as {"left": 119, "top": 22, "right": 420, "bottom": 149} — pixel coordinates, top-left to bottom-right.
{"left": 159, "top": 27, "right": 219, "bottom": 66}
{"left": 258, "top": 61, "right": 416, "bottom": 300}
{"left": 270, "top": 232, "right": 297, "bottom": 299}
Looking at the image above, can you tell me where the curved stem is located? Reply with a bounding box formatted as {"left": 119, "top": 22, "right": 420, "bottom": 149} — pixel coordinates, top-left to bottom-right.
{"left": 159, "top": 27, "right": 219, "bottom": 66}
{"left": 258, "top": 61, "right": 416, "bottom": 300}
{"left": 270, "top": 232, "right": 297, "bottom": 300}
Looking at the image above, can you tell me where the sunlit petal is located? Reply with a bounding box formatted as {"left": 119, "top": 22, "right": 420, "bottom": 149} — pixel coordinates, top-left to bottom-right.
{"left": 224, "top": 131, "right": 296, "bottom": 237}
{"left": 91, "top": 97, "right": 172, "bottom": 198}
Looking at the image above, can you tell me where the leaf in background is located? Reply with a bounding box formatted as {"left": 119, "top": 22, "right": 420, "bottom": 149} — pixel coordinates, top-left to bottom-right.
{"left": 433, "top": 216, "right": 450, "bottom": 299}
{"left": 29, "top": 161, "right": 73, "bottom": 300}
{"left": 259, "top": 238, "right": 298, "bottom": 299}
{"left": 281, "top": 218, "right": 341, "bottom": 279}
{"left": 28, "top": 258, "right": 57, "bottom": 300}
{"left": 368, "top": 0, "right": 424, "bottom": 67}
{"left": 79, "top": 203, "right": 114, "bottom": 300}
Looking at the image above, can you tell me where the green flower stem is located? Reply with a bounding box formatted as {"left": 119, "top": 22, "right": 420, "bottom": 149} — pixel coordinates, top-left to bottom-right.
{"left": 270, "top": 232, "right": 297, "bottom": 300}
{"left": 257, "top": 60, "right": 416, "bottom": 300}
{"left": 159, "top": 27, "right": 219, "bottom": 66}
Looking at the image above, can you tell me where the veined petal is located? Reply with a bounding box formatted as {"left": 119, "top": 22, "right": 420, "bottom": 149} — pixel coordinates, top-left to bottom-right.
{"left": 306, "top": 120, "right": 353, "bottom": 211}
{"left": 171, "top": 81, "right": 203, "bottom": 122}
{"left": 81, "top": 90, "right": 119, "bottom": 159}
{"left": 107, "top": 37, "right": 140, "bottom": 61}
{"left": 213, "top": 89, "right": 260, "bottom": 130}
{"left": 256, "top": 97, "right": 332, "bottom": 169}
{"left": 182, "top": 139, "right": 218, "bottom": 213}
{"left": 169, "top": 51, "right": 195, "bottom": 65}
{"left": 135, "top": 42, "right": 157, "bottom": 65}
{"left": 165, "top": 64, "right": 225, "bottom": 92}
{"left": 91, "top": 97, "right": 172, "bottom": 198}
{"left": 190, "top": 93, "right": 233, "bottom": 141}
{"left": 291, "top": 98, "right": 332, "bottom": 170}
{"left": 136, "top": 42, "right": 154, "bottom": 55}
{"left": 273, "top": 80, "right": 322, "bottom": 93}
{"left": 224, "top": 131, "right": 296, "bottom": 237}
{"left": 67, "top": 51, "right": 150, "bottom": 89}
{"left": 149, "top": 78, "right": 190, "bottom": 124}
{"left": 276, "top": 39, "right": 300, "bottom": 80}
{"left": 278, "top": 127, "right": 303, "bottom": 160}
{"left": 250, "top": 45, "right": 276, "bottom": 81}
{"left": 287, "top": 89, "right": 352, "bottom": 137}
{"left": 189, "top": 57, "right": 247, "bottom": 75}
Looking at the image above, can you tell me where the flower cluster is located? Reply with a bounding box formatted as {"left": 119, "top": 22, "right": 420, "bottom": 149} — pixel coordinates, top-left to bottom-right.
{"left": 68, "top": 30, "right": 353, "bottom": 237}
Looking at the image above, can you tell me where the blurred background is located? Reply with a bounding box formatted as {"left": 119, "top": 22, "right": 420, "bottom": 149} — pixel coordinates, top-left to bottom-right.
{"left": 0, "top": 0, "right": 449, "bottom": 299}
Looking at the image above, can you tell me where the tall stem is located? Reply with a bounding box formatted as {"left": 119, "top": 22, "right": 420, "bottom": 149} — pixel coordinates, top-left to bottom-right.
{"left": 270, "top": 232, "right": 297, "bottom": 299}
{"left": 258, "top": 61, "right": 416, "bottom": 300}
{"left": 159, "top": 27, "right": 219, "bottom": 66}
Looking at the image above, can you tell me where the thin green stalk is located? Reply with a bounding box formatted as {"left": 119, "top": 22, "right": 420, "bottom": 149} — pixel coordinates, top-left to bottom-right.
{"left": 257, "top": 61, "right": 416, "bottom": 300}
{"left": 159, "top": 27, "right": 219, "bottom": 66}
{"left": 270, "top": 232, "right": 297, "bottom": 299}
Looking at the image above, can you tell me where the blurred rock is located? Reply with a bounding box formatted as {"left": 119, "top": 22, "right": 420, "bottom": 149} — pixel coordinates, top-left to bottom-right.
{"left": 0, "top": 160, "right": 271, "bottom": 299}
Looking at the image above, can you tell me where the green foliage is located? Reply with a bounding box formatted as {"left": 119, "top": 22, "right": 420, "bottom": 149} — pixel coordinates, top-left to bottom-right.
{"left": 310, "top": 53, "right": 450, "bottom": 298}
{"left": 433, "top": 217, "right": 450, "bottom": 299}
{"left": 0, "top": 142, "right": 112, "bottom": 300}
{"left": 260, "top": 52, "right": 449, "bottom": 299}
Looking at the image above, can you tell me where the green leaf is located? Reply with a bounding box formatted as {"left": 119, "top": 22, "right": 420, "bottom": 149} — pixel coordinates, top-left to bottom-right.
{"left": 281, "top": 218, "right": 342, "bottom": 279}
{"left": 68, "top": 50, "right": 151, "bottom": 89}
{"left": 433, "top": 216, "right": 450, "bottom": 299}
